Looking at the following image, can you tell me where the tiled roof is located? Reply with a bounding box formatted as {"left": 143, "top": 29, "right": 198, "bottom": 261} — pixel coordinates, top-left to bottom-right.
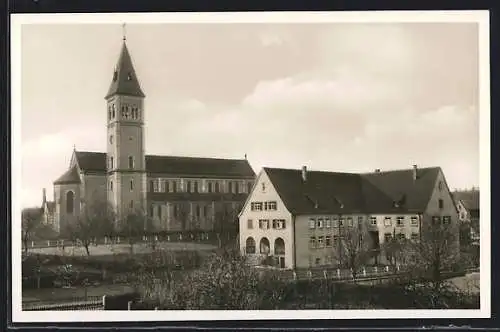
{"left": 145, "top": 155, "right": 255, "bottom": 178}
{"left": 105, "top": 42, "right": 145, "bottom": 99}
{"left": 148, "top": 192, "right": 249, "bottom": 202}
{"left": 264, "top": 166, "right": 441, "bottom": 215}
{"left": 54, "top": 166, "right": 81, "bottom": 185}
{"left": 73, "top": 151, "right": 255, "bottom": 178}
{"left": 452, "top": 190, "right": 480, "bottom": 211}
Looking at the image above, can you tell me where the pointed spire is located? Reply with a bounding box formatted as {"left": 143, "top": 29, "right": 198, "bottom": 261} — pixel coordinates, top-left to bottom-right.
{"left": 105, "top": 29, "right": 145, "bottom": 100}
{"left": 122, "top": 23, "right": 127, "bottom": 42}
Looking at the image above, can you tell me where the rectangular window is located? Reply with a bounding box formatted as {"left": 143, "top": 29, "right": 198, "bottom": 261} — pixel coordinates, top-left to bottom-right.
{"left": 186, "top": 181, "right": 191, "bottom": 193}
{"left": 370, "top": 217, "right": 377, "bottom": 225}
{"left": 203, "top": 205, "right": 208, "bottom": 217}
{"left": 309, "top": 218, "right": 316, "bottom": 229}
{"left": 358, "top": 216, "right": 364, "bottom": 224}
{"left": 410, "top": 216, "right": 418, "bottom": 226}
{"left": 442, "top": 216, "right": 451, "bottom": 224}
{"left": 273, "top": 219, "right": 286, "bottom": 229}
{"left": 396, "top": 216, "right": 404, "bottom": 227}
{"left": 110, "top": 156, "right": 114, "bottom": 169}
{"left": 432, "top": 216, "right": 441, "bottom": 225}
{"left": 208, "top": 182, "right": 213, "bottom": 193}
{"left": 128, "top": 156, "right": 134, "bottom": 169}
{"left": 130, "top": 180, "right": 134, "bottom": 191}
{"left": 149, "top": 180, "right": 154, "bottom": 192}
{"left": 318, "top": 236, "right": 324, "bottom": 248}
{"left": 268, "top": 201, "right": 277, "bottom": 211}
{"left": 332, "top": 218, "right": 338, "bottom": 228}
{"left": 397, "top": 233, "right": 406, "bottom": 241}
{"left": 251, "top": 202, "right": 263, "bottom": 211}
{"left": 325, "top": 218, "right": 331, "bottom": 228}
{"left": 172, "top": 181, "right": 177, "bottom": 193}
{"left": 347, "top": 217, "right": 353, "bottom": 227}
{"left": 384, "top": 233, "right": 392, "bottom": 242}
{"left": 215, "top": 182, "right": 220, "bottom": 193}
{"left": 309, "top": 236, "right": 316, "bottom": 249}
{"left": 438, "top": 199, "right": 444, "bottom": 209}
{"left": 384, "top": 217, "right": 392, "bottom": 226}
{"left": 109, "top": 181, "right": 113, "bottom": 192}
{"left": 228, "top": 182, "right": 233, "bottom": 194}
{"left": 235, "top": 182, "right": 239, "bottom": 193}
{"left": 264, "top": 202, "right": 268, "bottom": 210}
{"left": 247, "top": 219, "right": 253, "bottom": 229}
{"left": 194, "top": 181, "right": 199, "bottom": 193}
{"left": 411, "top": 233, "right": 419, "bottom": 241}
{"left": 153, "top": 180, "right": 159, "bottom": 193}
{"left": 325, "top": 235, "right": 332, "bottom": 247}
{"left": 259, "top": 219, "right": 269, "bottom": 229}
{"left": 165, "top": 180, "right": 170, "bottom": 193}
{"left": 317, "top": 218, "right": 323, "bottom": 229}
{"left": 339, "top": 218, "right": 344, "bottom": 227}
{"left": 158, "top": 205, "right": 162, "bottom": 219}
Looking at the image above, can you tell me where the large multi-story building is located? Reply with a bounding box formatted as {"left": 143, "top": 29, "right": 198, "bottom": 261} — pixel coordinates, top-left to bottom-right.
{"left": 239, "top": 165, "right": 459, "bottom": 269}
{"left": 43, "top": 38, "right": 255, "bottom": 237}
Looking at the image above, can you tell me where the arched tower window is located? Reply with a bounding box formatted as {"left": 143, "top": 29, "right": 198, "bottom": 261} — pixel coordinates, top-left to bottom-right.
{"left": 128, "top": 156, "right": 134, "bottom": 169}
{"left": 66, "top": 191, "right": 74, "bottom": 214}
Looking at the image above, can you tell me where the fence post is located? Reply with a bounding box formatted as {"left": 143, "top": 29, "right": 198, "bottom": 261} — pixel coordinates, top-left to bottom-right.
{"left": 128, "top": 301, "right": 133, "bottom": 311}
{"left": 337, "top": 268, "right": 340, "bottom": 278}
{"left": 117, "top": 236, "right": 121, "bottom": 244}
{"left": 323, "top": 270, "right": 328, "bottom": 280}
{"left": 362, "top": 267, "right": 367, "bottom": 277}
{"left": 31, "top": 241, "right": 34, "bottom": 247}
{"left": 374, "top": 266, "right": 378, "bottom": 274}
{"left": 47, "top": 240, "right": 50, "bottom": 247}
{"left": 293, "top": 270, "right": 297, "bottom": 281}
{"left": 102, "top": 295, "right": 107, "bottom": 310}
{"left": 385, "top": 265, "right": 389, "bottom": 273}
{"left": 396, "top": 264, "right": 400, "bottom": 272}
{"left": 307, "top": 270, "right": 312, "bottom": 280}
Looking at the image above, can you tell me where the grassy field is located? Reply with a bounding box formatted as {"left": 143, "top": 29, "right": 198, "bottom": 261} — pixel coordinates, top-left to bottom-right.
{"left": 27, "top": 241, "right": 217, "bottom": 256}
{"left": 22, "top": 283, "right": 136, "bottom": 303}
{"left": 448, "top": 272, "right": 480, "bottom": 294}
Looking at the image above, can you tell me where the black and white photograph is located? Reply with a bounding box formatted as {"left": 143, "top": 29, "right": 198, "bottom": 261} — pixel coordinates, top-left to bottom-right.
{"left": 11, "top": 11, "right": 490, "bottom": 322}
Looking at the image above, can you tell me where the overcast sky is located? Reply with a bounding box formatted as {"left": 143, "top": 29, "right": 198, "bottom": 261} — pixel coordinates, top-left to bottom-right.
{"left": 20, "top": 22, "right": 480, "bottom": 207}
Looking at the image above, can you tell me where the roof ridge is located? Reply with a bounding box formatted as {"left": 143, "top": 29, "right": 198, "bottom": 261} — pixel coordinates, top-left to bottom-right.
{"left": 146, "top": 154, "right": 249, "bottom": 162}
{"left": 264, "top": 166, "right": 357, "bottom": 175}
{"left": 361, "top": 166, "right": 441, "bottom": 175}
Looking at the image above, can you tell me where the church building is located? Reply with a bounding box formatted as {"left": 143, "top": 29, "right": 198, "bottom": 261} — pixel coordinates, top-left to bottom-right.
{"left": 43, "top": 37, "right": 255, "bottom": 238}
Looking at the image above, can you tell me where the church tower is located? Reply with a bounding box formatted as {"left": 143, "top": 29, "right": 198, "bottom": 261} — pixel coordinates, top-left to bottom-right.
{"left": 105, "top": 34, "right": 146, "bottom": 225}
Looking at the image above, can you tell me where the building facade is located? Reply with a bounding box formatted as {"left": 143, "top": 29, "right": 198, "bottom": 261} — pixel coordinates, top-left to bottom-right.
{"left": 239, "top": 165, "right": 459, "bottom": 269}
{"left": 44, "top": 39, "right": 255, "bottom": 237}
{"left": 453, "top": 189, "right": 480, "bottom": 245}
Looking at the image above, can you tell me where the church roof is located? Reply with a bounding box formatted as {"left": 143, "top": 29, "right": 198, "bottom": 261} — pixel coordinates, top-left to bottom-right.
{"left": 105, "top": 41, "right": 145, "bottom": 99}
{"left": 72, "top": 151, "right": 255, "bottom": 179}
{"left": 54, "top": 165, "right": 81, "bottom": 185}
{"left": 263, "top": 166, "right": 442, "bottom": 215}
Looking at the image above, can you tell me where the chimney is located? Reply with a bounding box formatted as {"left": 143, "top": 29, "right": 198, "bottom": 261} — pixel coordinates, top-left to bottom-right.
{"left": 375, "top": 169, "right": 381, "bottom": 173}
{"left": 412, "top": 165, "right": 418, "bottom": 182}
{"left": 301, "top": 166, "right": 307, "bottom": 182}
{"left": 42, "top": 188, "right": 47, "bottom": 204}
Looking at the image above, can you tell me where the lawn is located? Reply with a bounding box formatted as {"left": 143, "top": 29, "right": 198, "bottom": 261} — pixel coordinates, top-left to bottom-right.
{"left": 27, "top": 241, "right": 217, "bottom": 256}
{"left": 448, "top": 272, "right": 480, "bottom": 294}
{"left": 22, "top": 283, "right": 136, "bottom": 304}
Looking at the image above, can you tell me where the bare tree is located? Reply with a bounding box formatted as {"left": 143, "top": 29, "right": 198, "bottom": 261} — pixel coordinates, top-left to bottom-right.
{"left": 213, "top": 201, "right": 239, "bottom": 248}
{"left": 381, "top": 230, "right": 410, "bottom": 270}
{"left": 66, "top": 200, "right": 116, "bottom": 256}
{"left": 333, "top": 221, "right": 372, "bottom": 279}
{"left": 407, "top": 216, "right": 460, "bottom": 290}
{"left": 121, "top": 207, "right": 152, "bottom": 254}
{"left": 22, "top": 208, "right": 43, "bottom": 254}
